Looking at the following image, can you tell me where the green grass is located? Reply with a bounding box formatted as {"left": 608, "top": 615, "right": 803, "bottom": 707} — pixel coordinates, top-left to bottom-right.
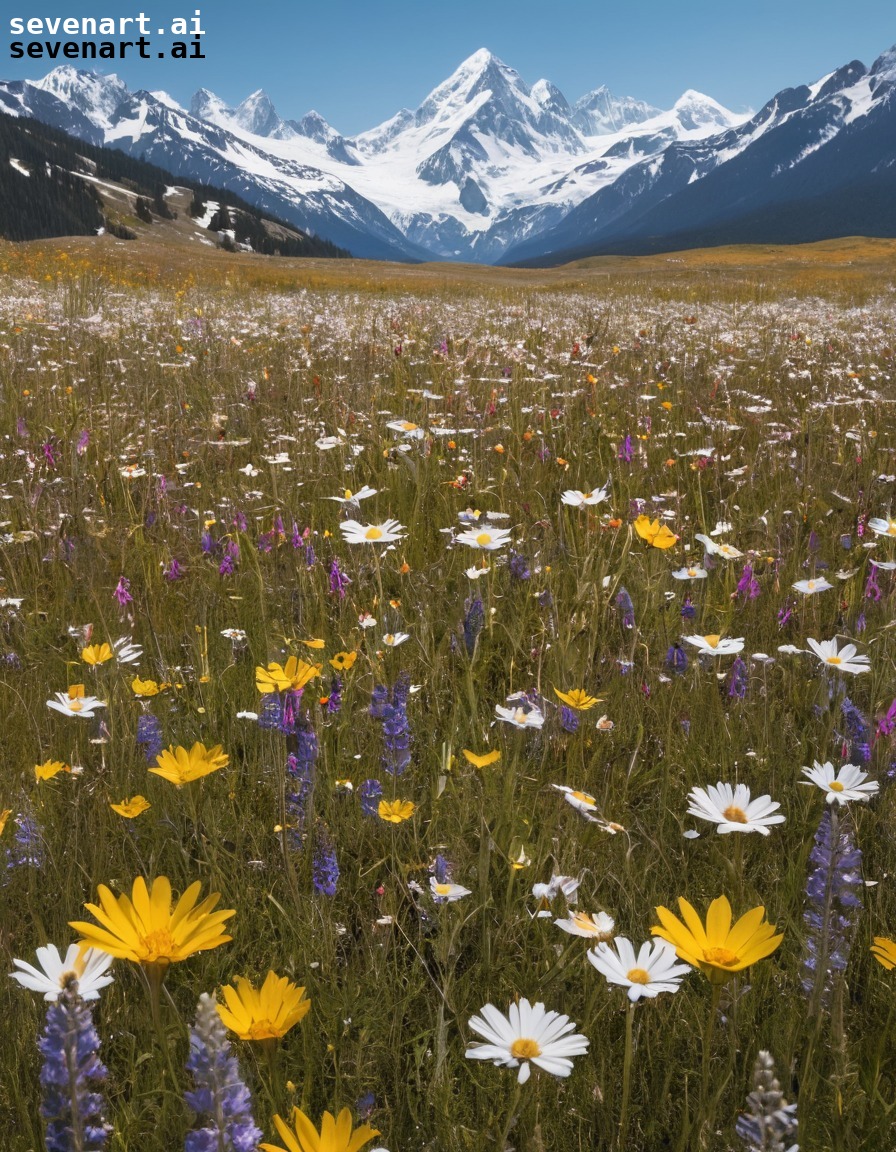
{"left": 0, "top": 245, "right": 895, "bottom": 1151}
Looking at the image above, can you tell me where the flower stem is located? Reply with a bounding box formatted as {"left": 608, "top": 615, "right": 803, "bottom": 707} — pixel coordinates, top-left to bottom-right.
{"left": 616, "top": 999, "right": 636, "bottom": 1150}
{"left": 700, "top": 983, "right": 722, "bottom": 1142}
{"left": 496, "top": 1079, "right": 522, "bottom": 1150}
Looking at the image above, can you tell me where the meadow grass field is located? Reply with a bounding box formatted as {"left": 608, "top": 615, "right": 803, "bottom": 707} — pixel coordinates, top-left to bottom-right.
{"left": 1, "top": 234, "right": 896, "bottom": 1151}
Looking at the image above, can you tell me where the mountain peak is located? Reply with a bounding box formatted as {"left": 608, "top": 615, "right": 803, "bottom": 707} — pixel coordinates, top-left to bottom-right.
{"left": 670, "top": 89, "right": 745, "bottom": 130}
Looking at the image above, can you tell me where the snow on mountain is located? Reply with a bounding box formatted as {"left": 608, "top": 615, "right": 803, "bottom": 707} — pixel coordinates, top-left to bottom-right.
{"left": 571, "top": 85, "right": 660, "bottom": 135}
{"left": 31, "top": 65, "right": 128, "bottom": 130}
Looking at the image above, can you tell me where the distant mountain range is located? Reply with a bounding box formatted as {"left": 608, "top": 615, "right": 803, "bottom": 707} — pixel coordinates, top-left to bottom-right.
{"left": 1, "top": 44, "right": 894, "bottom": 264}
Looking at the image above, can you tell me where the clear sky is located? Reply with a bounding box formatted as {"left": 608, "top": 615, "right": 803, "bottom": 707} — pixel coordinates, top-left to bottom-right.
{"left": 3, "top": 1, "right": 894, "bottom": 134}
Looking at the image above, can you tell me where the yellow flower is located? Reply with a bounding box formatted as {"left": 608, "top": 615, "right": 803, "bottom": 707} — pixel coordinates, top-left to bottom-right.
{"left": 260, "top": 1107, "right": 380, "bottom": 1152}
{"left": 651, "top": 895, "right": 782, "bottom": 985}
{"left": 110, "top": 796, "right": 151, "bottom": 818}
{"left": 871, "top": 937, "right": 896, "bottom": 970}
{"left": 462, "top": 748, "right": 502, "bottom": 769}
{"left": 217, "top": 971, "right": 311, "bottom": 1042}
{"left": 150, "top": 742, "right": 229, "bottom": 787}
{"left": 300, "top": 638, "right": 326, "bottom": 650}
{"left": 256, "top": 657, "right": 322, "bottom": 694}
{"left": 69, "top": 876, "right": 235, "bottom": 974}
{"left": 35, "top": 759, "right": 69, "bottom": 781}
{"left": 131, "top": 677, "right": 160, "bottom": 697}
{"left": 553, "top": 687, "right": 602, "bottom": 711}
{"left": 633, "top": 515, "right": 678, "bottom": 549}
{"left": 0, "top": 808, "right": 12, "bottom": 836}
{"left": 81, "top": 643, "right": 113, "bottom": 666}
{"left": 329, "top": 651, "right": 358, "bottom": 672}
{"left": 378, "top": 799, "right": 416, "bottom": 823}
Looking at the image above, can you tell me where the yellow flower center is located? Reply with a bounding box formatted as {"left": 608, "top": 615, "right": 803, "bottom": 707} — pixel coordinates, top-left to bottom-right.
{"left": 433, "top": 882, "right": 452, "bottom": 896}
{"left": 510, "top": 1038, "right": 542, "bottom": 1059}
{"left": 703, "top": 946, "right": 740, "bottom": 967}
{"left": 475, "top": 532, "right": 492, "bottom": 546}
{"left": 807, "top": 581, "right": 815, "bottom": 589}
{"left": 722, "top": 805, "right": 748, "bottom": 824}
{"left": 513, "top": 708, "right": 527, "bottom": 724}
{"left": 571, "top": 791, "right": 594, "bottom": 805}
{"left": 402, "top": 422, "right": 417, "bottom": 431}
{"left": 365, "top": 527, "right": 383, "bottom": 540}
{"left": 626, "top": 967, "right": 651, "bottom": 985}
{"left": 687, "top": 568, "right": 697, "bottom": 577}
{"left": 344, "top": 489, "right": 353, "bottom": 499}
{"left": 139, "top": 929, "right": 180, "bottom": 963}
{"left": 68, "top": 700, "right": 83, "bottom": 712}
{"left": 827, "top": 656, "right": 842, "bottom": 665}
{"left": 704, "top": 635, "right": 720, "bottom": 648}
{"left": 829, "top": 781, "right": 845, "bottom": 792}
{"left": 888, "top": 523, "right": 896, "bottom": 535}
{"left": 247, "top": 1019, "right": 281, "bottom": 1041}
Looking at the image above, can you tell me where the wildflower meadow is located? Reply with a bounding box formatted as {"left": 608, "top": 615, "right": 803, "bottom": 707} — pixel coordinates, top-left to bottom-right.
{"left": 2, "top": 243, "right": 896, "bottom": 1151}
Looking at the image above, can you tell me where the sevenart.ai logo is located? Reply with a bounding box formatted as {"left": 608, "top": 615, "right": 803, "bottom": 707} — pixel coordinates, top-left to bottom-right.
{"left": 9, "top": 9, "right": 206, "bottom": 61}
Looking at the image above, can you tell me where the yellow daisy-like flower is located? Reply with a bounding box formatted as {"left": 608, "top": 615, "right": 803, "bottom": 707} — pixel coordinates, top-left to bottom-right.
{"left": 871, "top": 937, "right": 896, "bottom": 970}
{"left": 150, "top": 742, "right": 229, "bottom": 787}
{"left": 256, "top": 657, "right": 322, "bottom": 694}
{"left": 131, "top": 677, "right": 160, "bottom": 697}
{"left": 633, "top": 515, "right": 678, "bottom": 549}
{"left": 217, "top": 971, "right": 311, "bottom": 1042}
{"left": 329, "top": 651, "right": 358, "bottom": 672}
{"left": 110, "top": 796, "right": 151, "bottom": 818}
{"left": 0, "top": 808, "right": 12, "bottom": 836}
{"left": 300, "top": 638, "right": 326, "bottom": 650}
{"left": 81, "top": 643, "right": 113, "bottom": 666}
{"left": 35, "top": 759, "right": 69, "bottom": 781}
{"left": 553, "top": 687, "right": 603, "bottom": 711}
{"left": 260, "top": 1107, "right": 380, "bottom": 1152}
{"left": 378, "top": 799, "right": 416, "bottom": 823}
{"left": 462, "top": 748, "right": 502, "bottom": 769}
{"left": 651, "top": 895, "right": 782, "bottom": 985}
{"left": 69, "top": 876, "right": 235, "bottom": 975}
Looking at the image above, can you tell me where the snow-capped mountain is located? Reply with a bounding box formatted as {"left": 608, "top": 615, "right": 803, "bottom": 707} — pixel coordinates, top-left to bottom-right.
{"left": 1, "top": 44, "right": 894, "bottom": 262}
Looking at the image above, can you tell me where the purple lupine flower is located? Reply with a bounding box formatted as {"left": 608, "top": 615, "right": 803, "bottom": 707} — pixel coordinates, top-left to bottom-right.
{"left": 326, "top": 677, "right": 342, "bottom": 714}
{"left": 618, "top": 434, "right": 633, "bottom": 463}
{"left": 256, "top": 694, "right": 283, "bottom": 731}
{"left": 463, "top": 597, "right": 484, "bottom": 656}
{"left": 284, "top": 718, "right": 318, "bottom": 845}
{"left": 136, "top": 714, "right": 164, "bottom": 763}
{"left": 802, "top": 807, "right": 863, "bottom": 1008}
{"left": 839, "top": 534, "right": 852, "bottom": 550}
{"left": 727, "top": 656, "right": 748, "bottom": 699}
{"left": 312, "top": 822, "right": 339, "bottom": 896}
{"left": 163, "top": 558, "right": 182, "bottom": 581}
{"left": 304, "top": 541, "right": 316, "bottom": 568}
{"left": 39, "top": 976, "right": 110, "bottom": 1151}
{"left": 201, "top": 532, "right": 218, "bottom": 555}
{"left": 877, "top": 698, "right": 896, "bottom": 739}
{"left": 432, "top": 854, "right": 451, "bottom": 884}
{"left": 735, "top": 563, "right": 761, "bottom": 600}
{"left": 865, "top": 565, "right": 882, "bottom": 602}
{"left": 329, "top": 559, "right": 350, "bottom": 598}
{"left": 359, "top": 779, "right": 383, "bottom": 818}
{"left": 777, "top": 601, "right": 794, "bottom": 629}
{"left": 76, "top": 430, "right": 90, "bottom": 456}
{"left": 381, "top": 673, "right": 412, "bottom": 776}
{"left": 185, "top": 992, "right": 261, "bottom": 1152}
{"left": 680, "top": 595, "right": 696, "bottom": 620}
{"left": 41, "top": 440, "right": 58, "bottom": 469}
{"left": 735, "top": 1050, "right": 798, "bottom": 1152}
{"left": 560, "top": 706, "right": 579, "bottom": 733}
{"left": 291, "top": 521, "right": 302, "bottom": 549}
{"left": 279, "top": 689, "right": 304, "bottom": 736}
{"left": 665, "top": 644, "right": 688, "bottom": 675}
{"left": 840, "top": 697, "right": 871, "bottom": 764}
{"left": 508, "top": 551, "right": 531, "bottom": 580}
{"left": 356, "top": 1092, "right": 376, "bottom": 1122}
{"left": 368, "top": 684, "right": 389, "bottom": 721}
{"left": 6, "top": 801, "right": 44, "bottom": 872}
{"left": 256, "top": 532, "right": 274, "bottom": 555}
{"left": 231, "top": 510, "right": 248, "bottom": 533}
{"left": 113, "top": 577, "right": 132, "bottom": 607}
{"left": 218, "top": 541, "right": 239, "bottom": 576}
{"left": 615, "top": 587, "right": 635, "bottom": 630}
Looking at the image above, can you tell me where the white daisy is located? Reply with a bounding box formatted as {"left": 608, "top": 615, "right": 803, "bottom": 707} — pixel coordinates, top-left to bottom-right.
{"left": 456, "top": 527, "right": 513, "bottom": 551}
{"left": 671, "top": 566, "right": 708, "bottom": 581}
{"left": 686, "top": 782, "right": 785, "bottom": 835}
{"left": 806, "top": 637, "right": 871, "bottom": 675}
{"left": 695, "top": 533, "right": 743, "bottom": 559}
{"left": 554, "top": 911, "right": 615, "bottom": 941}
{"left": 430, "top": 877, "right": 472, "bottom": 902}
{"left": 325, "top": 485, "right": 378, "bottom": 504}
{"left": 382, "top": 632, "right": 410, "bottom": 648}
{"left": 47, "top": 690, "right": 106, "bottom": 719}
{"left": 465, "top": 998, "right": 589, "bottom": 1084}
{"left": 495, "top": 703, "right": 544, "bottom": 729}
{"left": 682, "top": 634, "right": 745, "bottom": 656}
{"left": 386, "top": 419, "right": 425, "bottom": 439}
{"left": 801, "top": 760, "right": 879, "bottom": 805}
{"left": 112, "top": 635, "right": 142, "bottom": 665}
{"left": 10, "top": 944, "right": 114, "bottom": 1001}
{"left": 867, "top": 517, "right": 896, "bottom": 538}
{"left": 561, "top": 484, "right": 610, "bottom": 507}
{"left": 339, "top": 519, "right": 405, "bottom": 545}
{"left": 587, "top": 938, "right": 692, "bottom": 1002}
{"left": 792, "top": 577, "right": 833, "bottom": 595}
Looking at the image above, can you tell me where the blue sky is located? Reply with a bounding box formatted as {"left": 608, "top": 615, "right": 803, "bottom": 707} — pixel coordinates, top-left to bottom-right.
{"left": 4, "top": 1, "right": 894, "bottom": 133}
